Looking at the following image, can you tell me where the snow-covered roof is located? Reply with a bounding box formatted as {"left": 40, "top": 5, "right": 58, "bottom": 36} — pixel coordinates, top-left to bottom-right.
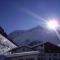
{"left": 0, "top": 27, "right": 18, "bottom": 54}
{"left": 31, "top": 42, "right": 46, "bottom": 48}
{"left": 0, "top": 34, "right": 17, "bottom": 54}
{"left": 0, "top": 26, "right": 18, "bottom": 46}
{"left": 6, "top": 51, "right": 40, "bottom": 57}
{"left": 31, "top": 41, "right": 58, "bottom": 48}
{"left": 9, "top": 45, "right": 32, "bottom": 52}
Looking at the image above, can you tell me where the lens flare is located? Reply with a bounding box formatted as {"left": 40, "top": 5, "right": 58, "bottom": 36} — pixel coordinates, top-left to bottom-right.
{"left": 47, "top": 20, "right": 59, "bottom": 30}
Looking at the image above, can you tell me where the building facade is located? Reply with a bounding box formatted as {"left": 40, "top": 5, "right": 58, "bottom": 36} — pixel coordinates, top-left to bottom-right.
{"left": 5, "top": 42, "right": 60, "bottom": 60}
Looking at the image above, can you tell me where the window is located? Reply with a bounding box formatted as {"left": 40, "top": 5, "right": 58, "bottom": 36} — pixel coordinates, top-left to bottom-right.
{"left": 19, "top": 58, "right": 23, "bottom": 60}
{"left": 40, "top": 54, "right": 44, "bottom": 56}
{"left": 40, "top": 45, "right": 43, "bottom": 47}
{"left": 26, "top": 58, "right": 30, "bottom": 60}
{"left": 49, "top": 58, "right": 51, "bottom": 60}
{"left": 40, "top": 58, "right": 45, "bottom": 60}
{"left": 53, "top": 58, "right": 57, "bottom": 60}
{"left": 31, "top": 58, "right": 34, "bottom": 60}
{"left": 59, "top": 54, "right": 60, "bottom": 56}
{"left": 41, "top": 49, "right": 43, "bottom": 52}
{"left": 58, "top": 58, "right": 60, "bottom": 60}
{"left": 38, "top": 57, "right": 40, "bottom": 60}
{"left": 26, "top": 58, "right": 34, "bottom": 60}
{"left": 53, "top": 54, "right": 57, "bottom": 56}
{"left": 49, "top": 54, "right": 51, "bottom": 56}
{"left": 22, "top": 48, "right": 25, "bottom": 51}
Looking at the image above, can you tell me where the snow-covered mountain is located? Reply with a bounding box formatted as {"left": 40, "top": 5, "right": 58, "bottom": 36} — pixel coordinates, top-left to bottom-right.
{"left": 8, "top": 26, "right": 60, "bottom": 46}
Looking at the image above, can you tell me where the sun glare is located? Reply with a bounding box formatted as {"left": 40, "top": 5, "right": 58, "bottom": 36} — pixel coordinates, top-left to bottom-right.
{"left": 47, "top": 20, "right": 59, "bottom": 30}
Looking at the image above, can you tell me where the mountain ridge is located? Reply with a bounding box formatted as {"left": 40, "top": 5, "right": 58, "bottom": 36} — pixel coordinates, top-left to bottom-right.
{"left": 8, "top": 25, "right": 60, "bottom": 46}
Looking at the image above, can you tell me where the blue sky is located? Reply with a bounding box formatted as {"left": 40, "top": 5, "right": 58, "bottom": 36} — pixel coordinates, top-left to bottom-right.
{"left": 0, "top": 0, "right": 60, "bottom": 33}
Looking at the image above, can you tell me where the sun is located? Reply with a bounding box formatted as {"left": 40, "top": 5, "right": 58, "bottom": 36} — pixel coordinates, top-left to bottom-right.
{"left": 47, "top": 20, "right": 59, "bottom": 30}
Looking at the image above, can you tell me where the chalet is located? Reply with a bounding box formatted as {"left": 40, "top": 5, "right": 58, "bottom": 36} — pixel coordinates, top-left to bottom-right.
{"left": 32, "top": 42, "right": 60, "bottom": 60}
{"left": 7, "top": 51, "right": 40, "bottom": 60}
{"left": 32, "top": 42, "right": 60, "bottom": 53}
{"left": 8, "top": 45, "right": 33, "bottom": 54}
{"left": 6, "top": 42, "right": 60, "bottom": 60}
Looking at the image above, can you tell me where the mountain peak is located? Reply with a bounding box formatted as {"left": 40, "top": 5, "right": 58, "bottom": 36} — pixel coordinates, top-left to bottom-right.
{"left": 34, "top": 25, "right": 43, "bottom": 29}
{"left": 29, "top": 25, "right": 44, "bottom": 31}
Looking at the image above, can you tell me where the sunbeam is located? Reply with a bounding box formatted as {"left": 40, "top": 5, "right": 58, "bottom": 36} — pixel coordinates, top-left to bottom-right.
{"left": 21, "top": 8, "right": 46, "bottom": 21}
{"left": 21, "top": 8, "right": 48, "bottom": 28}
{"left": 54, "top": 30, "right": 60, "bottom": 41}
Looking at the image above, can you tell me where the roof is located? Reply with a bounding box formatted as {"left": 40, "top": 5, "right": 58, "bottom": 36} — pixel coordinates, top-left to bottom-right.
{"left": 44, "top": 42, "right": 60, "bottom": 53}
{"left": 0, "top": 26, "right": 18, "bottom": 46}
{"left": 31, "top": 42, "right": 46, "bottom": 48}
{"left": 7, "top": 42, "right": 60, "bottom": 54}
{"left": 9, "top": 45, "right": 33, "bottom": 52}
{"left": 6, "top": 51, "right": 40, "bottom": 57}
{"left": 31, "top": 42, "right": 60, "bottom": 53}
{"left": 31, "top": 42, "right": 59, "bottom": 48}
